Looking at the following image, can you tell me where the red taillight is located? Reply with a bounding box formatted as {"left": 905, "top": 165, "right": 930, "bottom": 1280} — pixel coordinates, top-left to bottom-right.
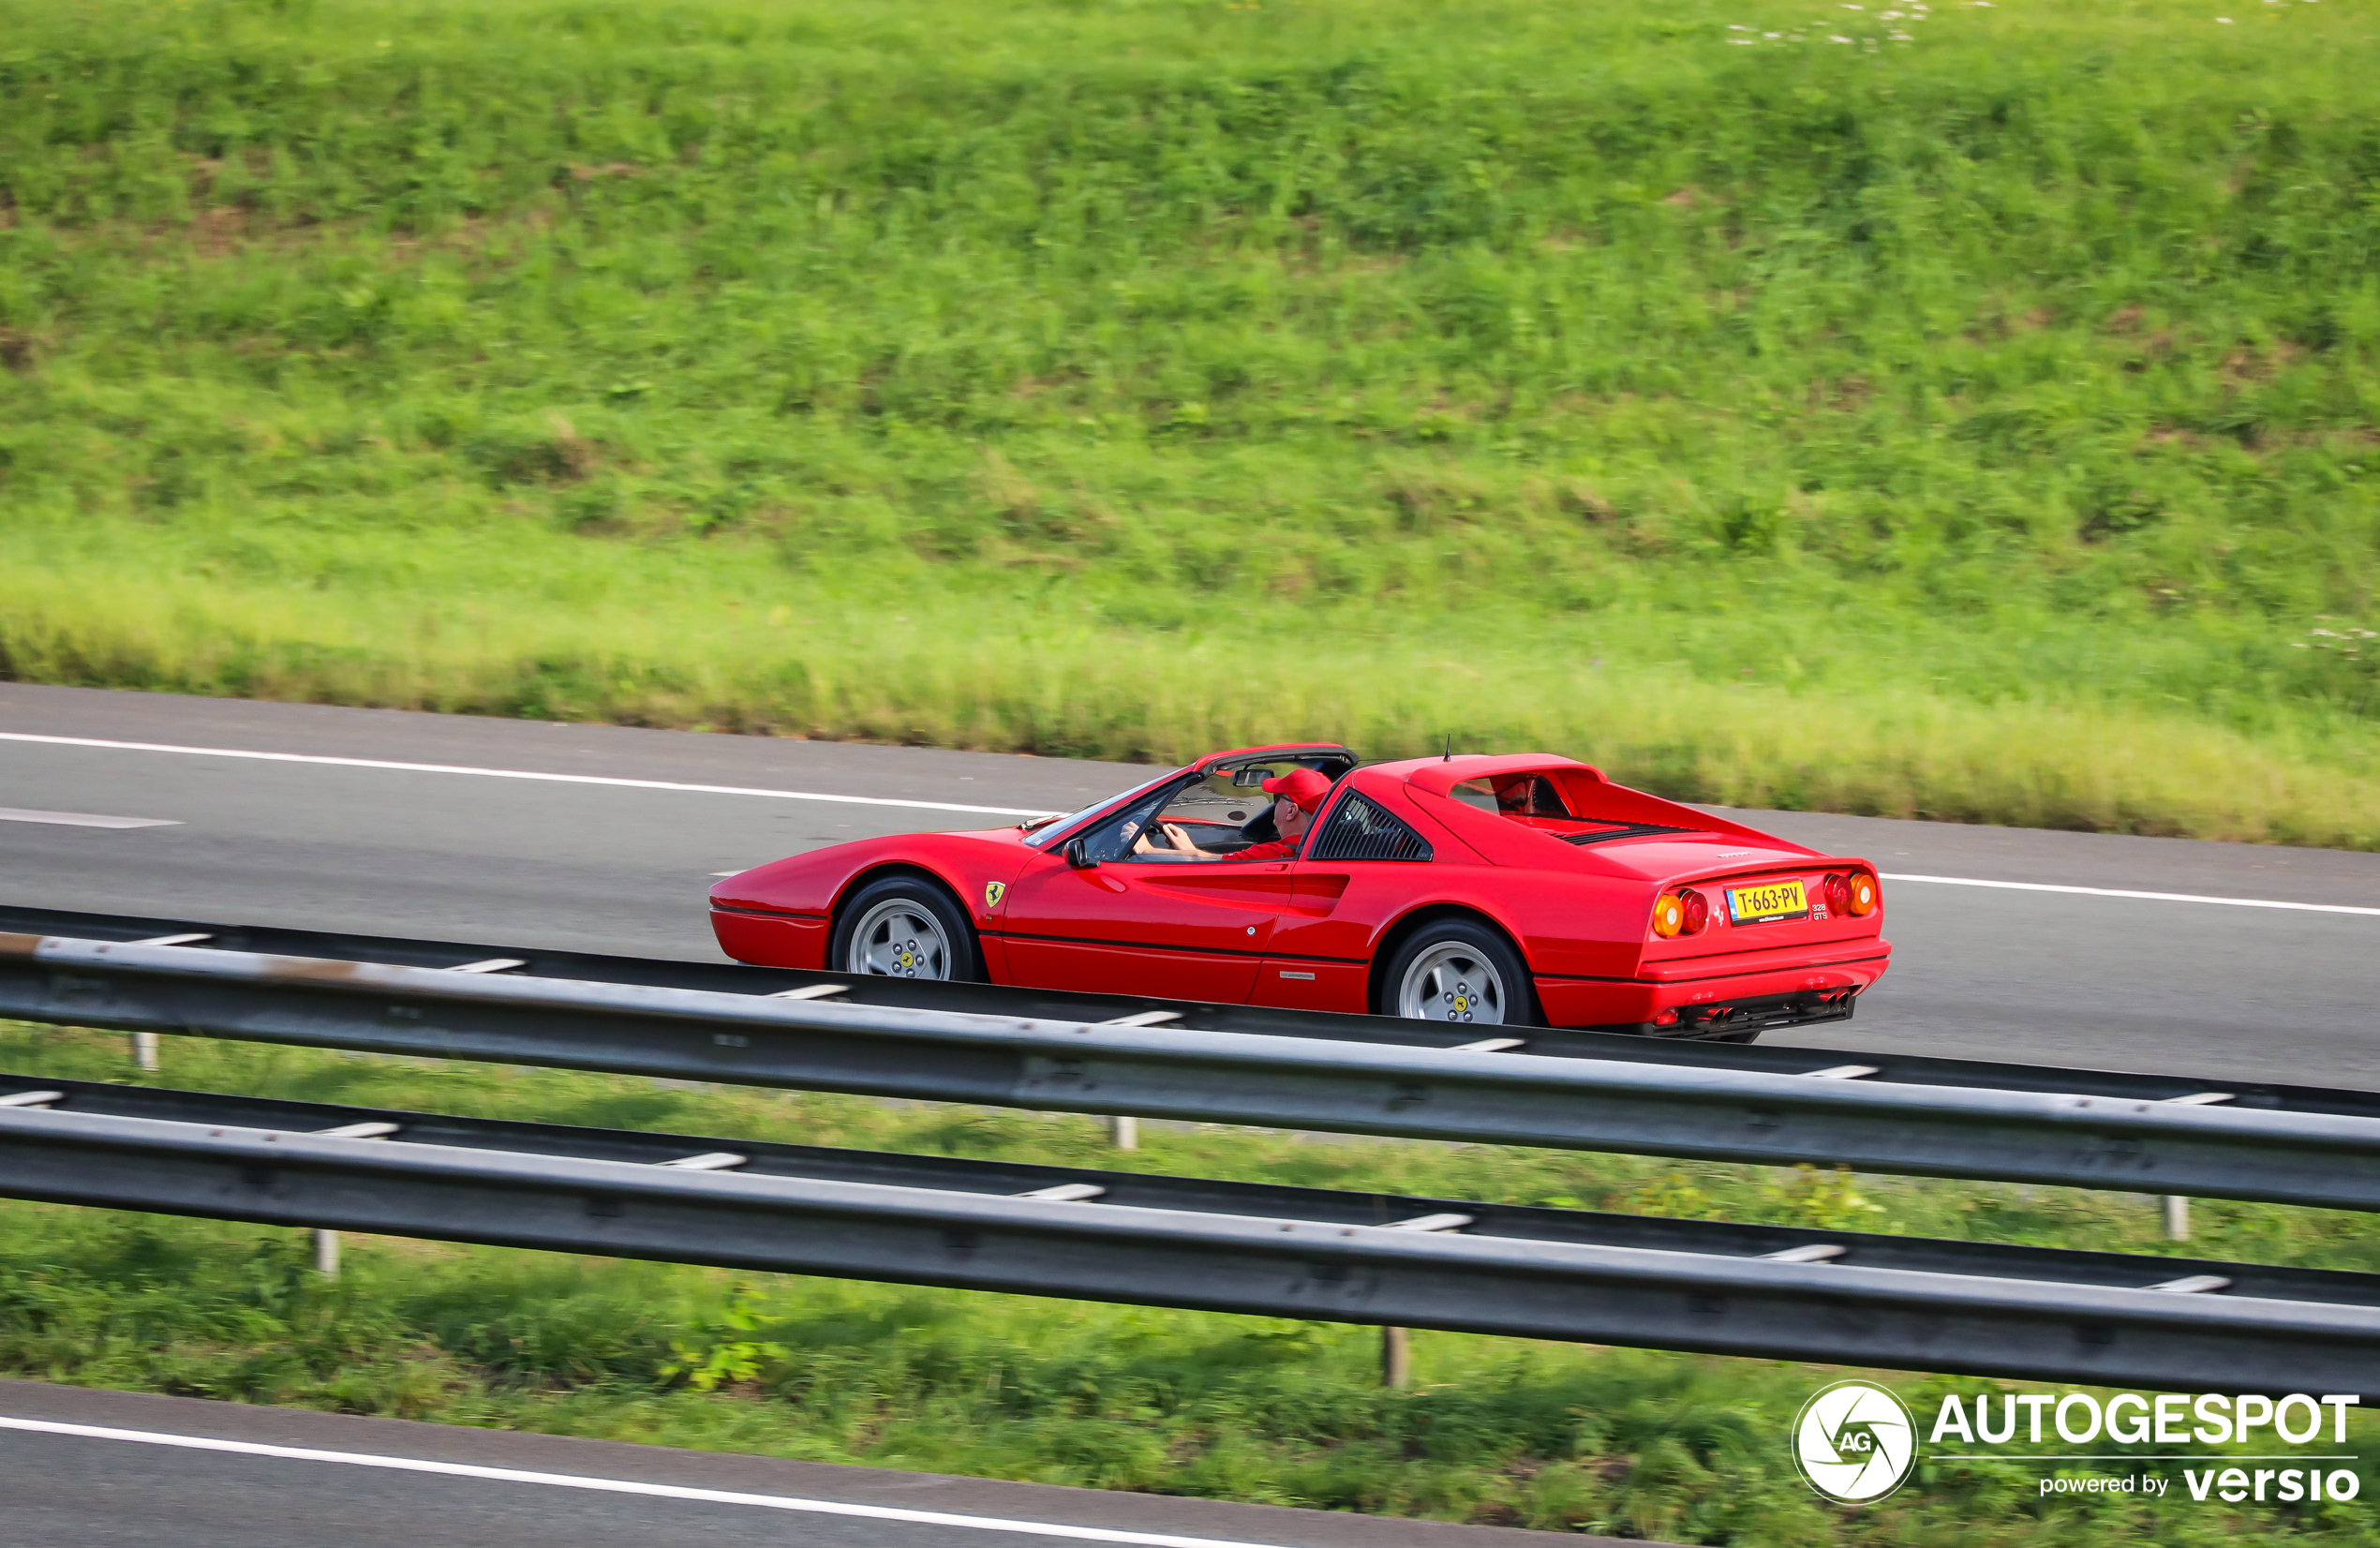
{"left": 1679, "top": 887, "right": 1709, "bottom": 935}
{"left": 1652, "top": 892, "right": 1685, "bottom": 938}
{"left": 1822, "top": 872, "right": 1852, "bottom": 914}
{"left": 1848, "top": 872, "right": 1879, "bottom": 915}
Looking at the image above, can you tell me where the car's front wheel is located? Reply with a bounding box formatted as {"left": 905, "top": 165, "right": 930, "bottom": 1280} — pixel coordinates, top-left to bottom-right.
{"left": 831, "top": 875, "right": 981, "bottom": 981}
{"left": 1378, "top": 918, "right": 1535, "bottom": 1026}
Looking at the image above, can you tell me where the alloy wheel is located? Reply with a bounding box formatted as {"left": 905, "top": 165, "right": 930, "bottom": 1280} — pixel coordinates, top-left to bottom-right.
{"left": 844, "top": 899, "right": 953, "bottom": 978}
{"left": 1394, "top": 941, "right": 1508, "bottom": 1024}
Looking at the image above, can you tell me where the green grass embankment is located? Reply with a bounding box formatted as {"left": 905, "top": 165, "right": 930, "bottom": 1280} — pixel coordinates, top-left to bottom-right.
{"left": 1, "top": 0, "right": 2377, "bottom": 842}
{"left": 1, "top": 1023, "right": 2376, "bottom": 1543}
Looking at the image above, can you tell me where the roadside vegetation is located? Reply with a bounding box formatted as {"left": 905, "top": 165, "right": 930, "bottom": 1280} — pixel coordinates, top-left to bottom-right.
{"left": 2, "top": 1021, "right": 2375, "bottom": 1542}
{"left": 2, "top": 0, "right": 2379, "bottom": 842}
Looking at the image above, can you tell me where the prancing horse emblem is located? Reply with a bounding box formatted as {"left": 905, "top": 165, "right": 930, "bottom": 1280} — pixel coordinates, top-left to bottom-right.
{"left": 984, "top": 881, "right": 1006, "bottom": 910}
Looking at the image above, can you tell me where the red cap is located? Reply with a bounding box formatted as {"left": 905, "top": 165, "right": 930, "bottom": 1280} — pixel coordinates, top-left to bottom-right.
{"left": 1261, "top": 767, "right": 1333, "bottom": 812}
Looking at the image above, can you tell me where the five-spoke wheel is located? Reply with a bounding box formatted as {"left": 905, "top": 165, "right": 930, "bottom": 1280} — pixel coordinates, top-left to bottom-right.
{"left": 830, "top": 875, "right": 980, "bottom": 981}
{"left": 1378, "top": 918, "right": 1535, "bottom": 1026}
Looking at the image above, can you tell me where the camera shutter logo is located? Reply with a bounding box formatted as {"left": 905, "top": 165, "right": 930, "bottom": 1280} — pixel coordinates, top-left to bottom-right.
{"left": 1793, "top": 1380, "right": 1917, "bottom": 1504}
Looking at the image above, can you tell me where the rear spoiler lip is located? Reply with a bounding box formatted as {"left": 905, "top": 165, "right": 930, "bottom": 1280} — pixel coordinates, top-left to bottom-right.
{"left": 1657, "top": 857, "right": 1883, "bottom": 891}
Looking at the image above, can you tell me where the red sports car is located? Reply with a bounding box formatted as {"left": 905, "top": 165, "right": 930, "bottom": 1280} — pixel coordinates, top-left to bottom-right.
{"left": 708, "top": 745, "right": 1890, "bottom": 1041}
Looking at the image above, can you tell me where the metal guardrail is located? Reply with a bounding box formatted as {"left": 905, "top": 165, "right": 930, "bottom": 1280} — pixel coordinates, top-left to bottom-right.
{"left": 7, "top": 931, "right": 2380, "bottom": 1212}
{"left": 7, "top": 903, "right": 2372, "bottom": 1114}
{"left": 10, "top": 1068, "right": 2372, "bottom": 1304}
{"left": 1, "top": 1075, "right": 2373, "bottom": 1393}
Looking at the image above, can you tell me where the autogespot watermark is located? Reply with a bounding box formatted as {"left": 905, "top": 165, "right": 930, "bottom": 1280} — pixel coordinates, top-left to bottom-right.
{"left": 1794, "top": 1380, "right": 1920, "bottom": 1503}
{"left": 1794, "top": 1382, "right": 2364, "bottom": 1508}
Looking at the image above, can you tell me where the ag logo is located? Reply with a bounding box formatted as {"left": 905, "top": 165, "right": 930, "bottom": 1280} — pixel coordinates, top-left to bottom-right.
{"left": 983, "top": 881, "right": 1006, "bottom": 911}
{"left": 1792, "top": 1380, "right": 1916, "bottom": 1504}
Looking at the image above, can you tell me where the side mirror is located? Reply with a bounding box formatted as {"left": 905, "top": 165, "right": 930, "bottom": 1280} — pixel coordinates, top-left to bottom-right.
{"left": 1064, "top": 837, "right": 1097, "bottom": 870}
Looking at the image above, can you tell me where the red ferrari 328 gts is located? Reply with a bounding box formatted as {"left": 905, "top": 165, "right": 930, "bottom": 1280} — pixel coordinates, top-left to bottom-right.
{"left": 708, "top": 744, "right": 1890, "bottom": 1041}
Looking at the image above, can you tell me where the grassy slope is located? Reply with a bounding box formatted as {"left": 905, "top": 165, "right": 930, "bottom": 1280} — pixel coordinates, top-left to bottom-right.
{"left": 4, "top": 1021, "right": 2378, "bottom": 1544}
{"left": 2, "top": 0, "right": 2378, "bottom": 841}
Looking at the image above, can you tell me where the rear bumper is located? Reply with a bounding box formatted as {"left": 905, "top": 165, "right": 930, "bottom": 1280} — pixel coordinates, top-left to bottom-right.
{"left": 1630, "top": 936, "right": 1891, "bottom": 986}
{"left": 1629, "top": 988, "right": 1861, "bottom": 1040}
{"left": 1534, "top": 940, "right": 1890, "bottom": 1034}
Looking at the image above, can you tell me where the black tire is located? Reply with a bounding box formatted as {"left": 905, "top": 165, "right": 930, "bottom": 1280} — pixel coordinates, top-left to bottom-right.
{"left": 1376, "top": 916, "right": 1540, "bottom": 1027}
{"left": 830, "top": 873, "right": 982, "bottom": 981}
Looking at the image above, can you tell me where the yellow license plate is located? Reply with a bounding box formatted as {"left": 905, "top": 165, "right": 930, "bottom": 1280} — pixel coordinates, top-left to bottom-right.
{"left": 1725, "top": 879, "right": 1808, "bottom": 925}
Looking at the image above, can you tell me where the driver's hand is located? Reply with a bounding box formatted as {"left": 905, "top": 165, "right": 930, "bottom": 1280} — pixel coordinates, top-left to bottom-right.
{"left": 1160, "top": 823, "right": 1198, "bottom": 852}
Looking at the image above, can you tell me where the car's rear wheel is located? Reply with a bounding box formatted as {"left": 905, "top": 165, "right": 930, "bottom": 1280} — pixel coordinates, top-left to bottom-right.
{"left": 832, "top": 875, "right": 980, "bottom": 981}
{"left": 1380, "top": 918, "right": 1535, "bottom": 1026}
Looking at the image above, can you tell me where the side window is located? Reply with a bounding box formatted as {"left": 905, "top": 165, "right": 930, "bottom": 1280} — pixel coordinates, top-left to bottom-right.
{"left": 1309, "top": 792, "right": 1434, "bottom": 863}
{"left": 1127, "top": 762, "right": 1332, "bottom": 858}
{"left": 1076, "top": 779, "right": 1193, "bottom": 864}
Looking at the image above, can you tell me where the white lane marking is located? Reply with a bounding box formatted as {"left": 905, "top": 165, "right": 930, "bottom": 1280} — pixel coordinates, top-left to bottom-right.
{"left": 1882, "top": 872, "right": 2380, "bottom": 917}
{"left": 10, "top": 729, "right": 2358, "bottom": 910}
{"left": 0, "top": 734, "right": 1057, "bottom": 819}
{"left": 0, "top": 806, "right": 180, "bottom": 829}
{"left": 0, "top": 1417, "right": 1297, "bottom": 1548}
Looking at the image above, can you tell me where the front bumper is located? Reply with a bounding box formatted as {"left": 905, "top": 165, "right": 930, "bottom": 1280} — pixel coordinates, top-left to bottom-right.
{"left": 710, "top": 904, "right": 830, "bottom": 970}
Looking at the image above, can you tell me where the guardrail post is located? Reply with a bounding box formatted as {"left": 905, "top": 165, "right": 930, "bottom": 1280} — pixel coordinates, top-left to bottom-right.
{"left": 1108, "top": 1114, "right": 1138, "bottom": 1151}
{"left": 129, "top": 1033, "right": 158, "bottom": 1072}
{"left": 1381, "top": 1326, "right": 1412, "bottom": 1389}
{"left": 2163, "top": 1195, "right": 2190, "bottom": 1241}
{"left": 311, "top": 1228, "right": 340, "bottom": 1277}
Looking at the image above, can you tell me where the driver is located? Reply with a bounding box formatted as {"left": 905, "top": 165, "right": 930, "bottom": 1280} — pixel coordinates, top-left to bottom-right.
{"left": 1133, "top": 767, "right": 1331, "bottom": 861}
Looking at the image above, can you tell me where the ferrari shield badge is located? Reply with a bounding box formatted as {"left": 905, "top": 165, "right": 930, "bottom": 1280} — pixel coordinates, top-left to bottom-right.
{"left": 984, "top": 881, "right": 1006, "bottom": 910}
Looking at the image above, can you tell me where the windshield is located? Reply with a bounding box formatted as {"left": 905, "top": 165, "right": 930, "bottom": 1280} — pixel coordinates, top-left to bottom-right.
{"left": 1020, "top": 769, "right": 1184, "bottom": 847}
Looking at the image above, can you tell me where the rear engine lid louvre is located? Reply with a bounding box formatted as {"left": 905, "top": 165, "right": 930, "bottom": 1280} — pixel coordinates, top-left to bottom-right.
{"left": 1554, "top": 822, "right": 1700, "bottom": 846}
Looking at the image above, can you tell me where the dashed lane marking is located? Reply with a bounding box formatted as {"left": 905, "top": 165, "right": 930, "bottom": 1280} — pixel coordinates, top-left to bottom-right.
{"left": 0, "top": 806, "right": 179, "bottom": 829}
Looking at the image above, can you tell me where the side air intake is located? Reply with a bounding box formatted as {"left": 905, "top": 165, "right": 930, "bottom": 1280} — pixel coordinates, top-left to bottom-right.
{"left": 1310, "top": 793, "right": 1434, "bottom": 863}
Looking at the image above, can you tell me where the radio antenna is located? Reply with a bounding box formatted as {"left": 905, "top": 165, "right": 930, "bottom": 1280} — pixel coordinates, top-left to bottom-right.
{"left": 1443, "top": 734, "right": 1452, "bottom": 762}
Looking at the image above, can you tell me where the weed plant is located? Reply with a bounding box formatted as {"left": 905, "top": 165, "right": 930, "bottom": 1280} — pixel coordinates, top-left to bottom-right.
{"left": 1, "top": 1021, "right": 2375, "bottom": 1542}
{"left": 1, "top": 0, "right": 2378, "bottom": 842}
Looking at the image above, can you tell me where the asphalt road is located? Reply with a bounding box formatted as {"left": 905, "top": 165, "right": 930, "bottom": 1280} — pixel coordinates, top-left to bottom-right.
{"left": 0, "top": 683, "right": 2373, "bottom": 1541}
{"left": 0, "top": 1382, "right": 1601, "bottom": 1548}
{"left": 3, "top": 680, "right": 2378, "bottom": 1087}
